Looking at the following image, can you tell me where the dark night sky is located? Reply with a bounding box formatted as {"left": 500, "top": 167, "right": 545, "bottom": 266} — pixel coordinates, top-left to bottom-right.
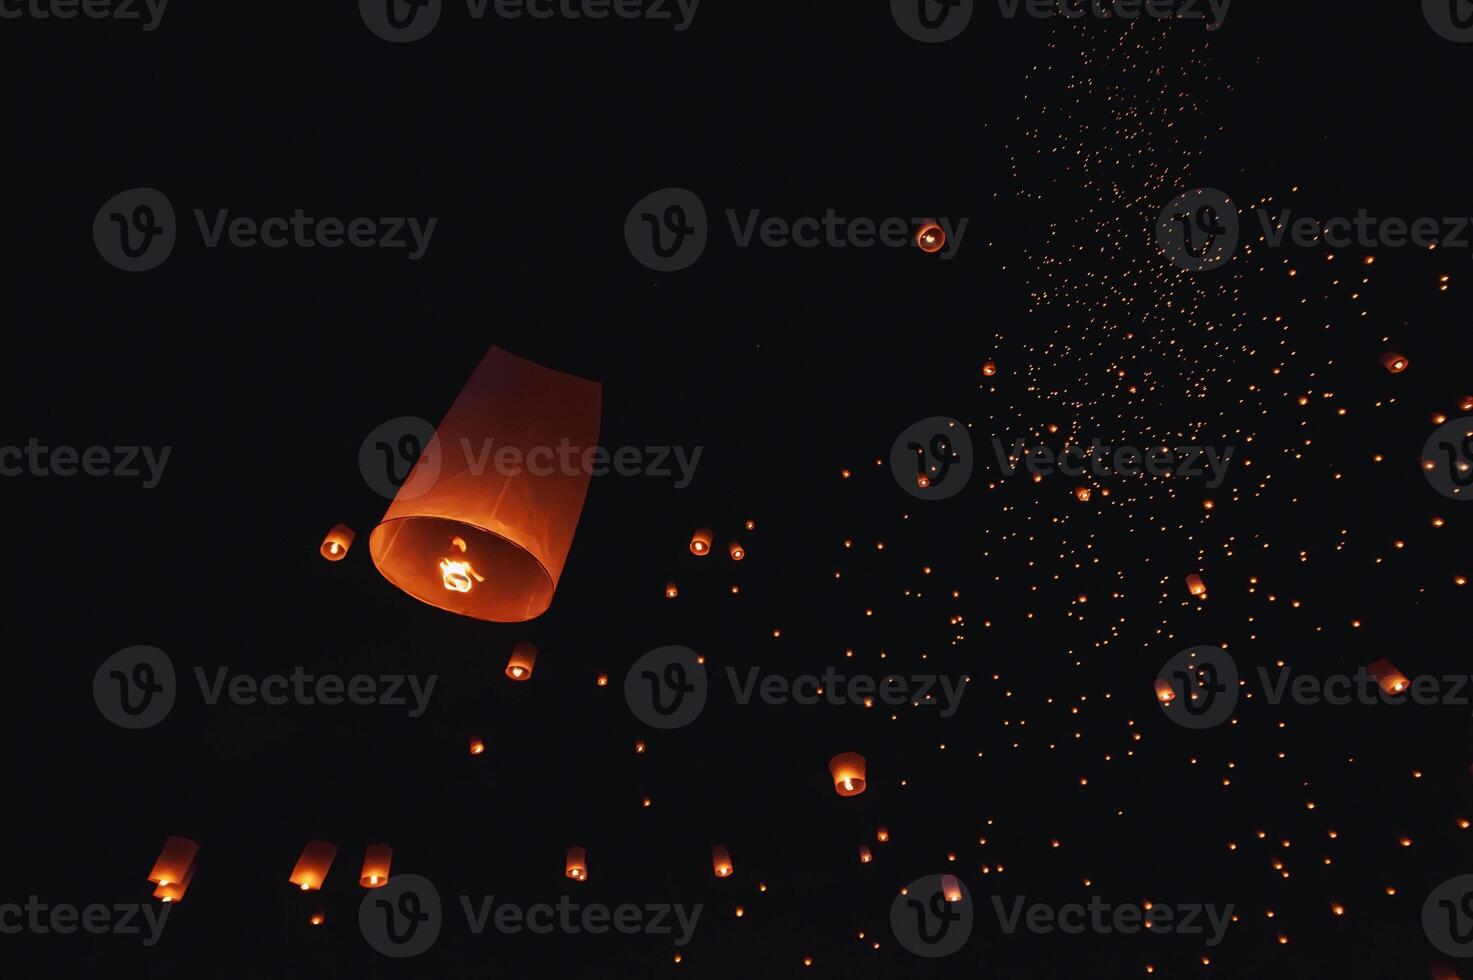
{"left": 5, "top": 3, "right": 1473, "bottom": 978}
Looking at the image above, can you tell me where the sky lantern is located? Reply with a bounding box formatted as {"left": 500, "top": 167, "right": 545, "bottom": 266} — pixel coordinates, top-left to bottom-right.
{"left": 665, "top": 581, "right": 679, "bottom": 599}
{"left": 1185, "top": 573, "right": 1207, "bottom": 598}
{"left": 1368, "top": 658, "right": 1410, "bottom": 696}
{"left": 1154, "top": 678, "right": 1176, "bottom": 704}
{"left": 468, "top": 736, "right": 485, "bottom": 755}
{"left": 319, "top": 524, "right": 355, "bottom": 561}
{"left": 1379, "top": 351, "right": 1409, "bottom": 373}
{"left": 915, "top": 222, "right": 945, "bottom": 254}
{"left": 942, "top": 874, "right": 963, "bottom": 903}
{"left": 829, "top": 752, "right": 867, "bottom": 797}
{"left": 506, "top": 641, "right": 537, "bottom": 681}
{"left": 982, "top": 361, "right": 997, "bottom": 377}
{"left": 728, "top": 541, "right": 746, "bottom": 561}
{"left": 369, "top": 347, "right": 602, "bottom": 623}
{"left": 152, "top": 857, "right": 197, "bottom": 903}
{"left": 360, "top": 844, "right": 392, "bottom": 887}
{"left": 566, "top": 846, "right": 587, "bottom": 881}
{"left": 858, "top": 845, "right": 873, "bottom": 864}
{"left": 289, "top": 841, "right": 338, "bottom": 891}
{"left": 690, "top": 528, "right": 713, "bottom": 556}
{"left": 876, "top": 826, "right": 890, "bottom": 843}
{"left": 148, "top": 837, "right": 199, "bottom": 888}
{"left": 712, "top": 844, "right": 734, "bottom": 877}
{"left": 308, "top": 911, "right": 326, "bottom": 927}
{"left": 1074, "top": 486, "right": 1091, "bottom": 502}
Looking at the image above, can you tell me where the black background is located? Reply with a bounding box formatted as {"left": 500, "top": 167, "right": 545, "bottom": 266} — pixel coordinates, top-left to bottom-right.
{"left": 6, "top": 1, "right": 1473, "bottom": 977}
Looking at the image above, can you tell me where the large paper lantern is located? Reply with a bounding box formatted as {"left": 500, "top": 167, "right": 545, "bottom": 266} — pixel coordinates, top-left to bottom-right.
{"left": 289, "top": 841, "right": 338, "bottom": 891}
{"left": 153, "top": 860, "right": 197, "bottom": 903}
{"left": 712, "top": 844, "right": 733, "bottom": 878}
{"left": 829, "top": 752, "right": 867, "bottom": 797}
{"left": 566, "top": 846, "right": 587, "bottom": 881}
{"left": 148, "top": 836, "right": 199, "bottom": 887}
{"left": 360, "top": 844, "right": 393, "bottom": 887}
{"left": 369, "top": 347, "right": 602, "bottom": 623}
{"left": 506, "top": 642, "right": 537, "bottom": 681}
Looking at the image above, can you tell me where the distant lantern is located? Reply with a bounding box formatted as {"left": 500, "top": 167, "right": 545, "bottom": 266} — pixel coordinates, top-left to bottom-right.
{"left": 712, "top": 844, "right": 734, "bottom": 878}
{"left": 153, "top": 858, "right": 197, "bottom": 903}
{"left": 729, "top": 542, "right": 746, "bottom": 561}
{"left": 506, "top": 642, "right": 537, "bottom": 681}
{"left": 1379, "top": 351, "right": 1409, "bottom": 374}
{"left": 915, "top": 222, "right": 945, "bottom": 254}
{"left": 1185, "top": 573, "right": 1207, "bottom": 598}
{"left": 369, "top": 347, "right": 602, "bottom": 623}
{"left": 1154, "top": 678, "right": 1177, "bottom": 704}
{"left": 982, "top": 361, "right": 997, "bottom": 377}
{"left": 308, "top": 911, "right": 326, "bottom": 927}
{"left": 858, "top": 845, "right": 873, "bottom": 864}
{"left": 1075, "top": 486, "right": 1091, "bottom": 502}
{"left": 360, "top": 844, "right": 392, "bottom": 888}
{"left": 289, "top": 841, "right": 338, "bottom": 891}
{"left": 566, "top": 846, "right": 587, "bottom": 881}
{"left": 468, "top": 736, "right": 485, "bottom": 756}
{"left": 148, "top": 837, "right": 199, "bottom": 888}
{"left": 829, "top": 752, "right": 867, "bottom": 797}
{"left": 690, "top": 528, "right": 713, "bottom": 556}
{"left": 665, "top": 581, "right": 679, "bottom": 599}
{"left": 876, "top": 826, "right": 890, "bottom": 843}
{"left": 1368, "top": 658, "right": 1410, "bottom": 696}
{"left": 320, "top": 524, "right": 356, "bottom": 561}
{"left": 941, "top": 874, "right": 963, "bottom": 903}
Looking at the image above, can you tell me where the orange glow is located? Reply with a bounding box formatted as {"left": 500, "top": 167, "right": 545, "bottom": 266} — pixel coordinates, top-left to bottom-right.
{"left": 288, "top": 841, "right": 338, "bottom": 892}
{"left": 152, "top": 859, "right": 197, "bottom": 903}
{"left": 1075, "top": 486, "right": 1091, "bottom": 502}
{"left": 915, "top": 222, "right": 945, "bottom": 254}
{"left": 309, "top": 912, "right": 326, "bottom": 926}
{"left": 506, "top": 641, "right": 537, "bottom": 681}
{"left": 665, "top": 581, "right": 679, "bottom": 599}
{"left": 320, "top": 524, "right": 355, "bottom": 561}
{"left": 712, "top": 844, "right": 734, "bottom": 878}
{"left": 360, "top": 844, "right": 392, "bottom": 888}
{"left": 1379, "top": 351, "right": 1409, "bottom": 373}
{"left": 148, "top": 836, "right": 199, "bottom": 887}
{"left": 829, "top": 752, "right": 867, "bottom": 797}
{"left": 729, "top": 541, "right": 745, "bottom": 561}
{"left": 369, "top": 347, "right": 601, "bottom": 623}
{"left": 876, "top": 826, "right": 890, "bottom": 842}
{"left": 1154, "top": 678, "right": 1176, "bottom": 704}
{"left": 858, "top": 845, "right": 873, "bottom": 863}
{"left": 1368, "top": 658, "right": 1410, "bottom": 696}
{"left": 566, "top": 845, "right": 587, "bottom": 881}
{"left": 690, "top": 528, "right": 713, "bottom": 556}
{"left": 982, "top": 360, "right": 997, "bottom": 377}
{"left": 1185, "top": 573, "right": 1207, "bottom": 598}
{"left": 469, "top": 736, "right": 485, "bottom": 755}
{"left": 941, "top": 874, "right": 963, "bottom": 903}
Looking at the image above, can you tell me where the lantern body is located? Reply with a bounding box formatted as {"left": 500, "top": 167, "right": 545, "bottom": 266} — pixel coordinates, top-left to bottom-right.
{"left": 665, "top": 581, "right": 679, "bottom": 599}
{"left": 153, "top": 859, "right": 197, "bottom": 903}
{"left": 1380, "top": 351, "right": 1409, "bottom": 373}
{"left": 876, "top": 826, "right": 890, "bottom": 843}
{"left": 728, "top": 541, "right": 745, "bottom": 561}
{"left": 829, "top": 752, "right": 867, "bottom": 797}
{"left": 942, "top": 874, "right": 963, "bottom": 903}
{"left": 712, "top": 844, "right": 733, "bottom": 878}
{"left": 369, "top": 347, "right": 602, "bottom": 623}
{"left": 1154, "top": 678, "right": 1177, "bottom": 703}
{"left": 915, "top": 222, "right": 945, "bottom": 254}
{"left": 289, "top": 841, "right": 338, "bottom": 891}
{"left": 506, "top": 641, "right": 537, "bottom": 681}
{"left": 565, "top": 846, "right": 587, "bottom": 881}
{"left": 1368, "top": 658, "right": 1410, "bottom": 695}
{"left": 320, "top": 523, "right": 356, "bottom": 561}
{"left": 148, "top": 836, "right": 199, "bottom": 886}
{"left": 360, "top": 844, "right": 393, "bottom": 887}
{"left": 982, "top": 361, "right": 997, "bottom": 377}
{"left": 1185, "top": 573, "right": 1207, "bottom": 598}
{"left": 469, "top": 736, "right": 485, "bottom": 755}
{"left": 689, "top": 528, "right": 713, "bottom": 556}
{"left": 858, "top": 845, "right": 873, "bottom": 863}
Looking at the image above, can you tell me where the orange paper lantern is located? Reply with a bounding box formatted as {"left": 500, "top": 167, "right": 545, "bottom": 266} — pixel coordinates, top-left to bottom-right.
{"left": 665, "top": 581, "right": 679, "bottom": 599}
{"left": 369, "top": 347, "right": 602, "bottom": 623}
{"left": 289, "top": 841, "right": 338, "bottom": 891}
{"left": 942, "top": 874, "right": 963, "bottom": 903}
{"left": 728, "top": 541, "right": 745, "bottom": 561}
{"left": 1379, "top": 351, "right": 1409, "bottom": 374}
{"left": 506, "top": 641, "right": 537, "bottom": 681}
{"left": 148, "top": 836, "right": 199, "bottom": 887}
{"left": 360, "top": 844, "right": 392, "bottom": 888}
{"left": 1368, "top": 658, "right": 1410, "bottom": 696}
{"left": 876, "top": 826, "right": 890, "bottom": 843}
{"left": 1185, "top": 573, "right": 1207, "bottom": 598}
{"left": 566, "top": 845, "right": 587, "bottom": 881}
{"left": 915, "top": 222, "right": 945, "bottom": 254}
{"left": 712, "top": 844, "right": 733, "bottom": 878}
{"left": 689, "top": 528, "right": 713, "bottom": 556}
{"left": 468, "top": 736, "right": 485, "bottom": 755}
{"left": 153, "top": 858, "right": 197, "bottom": 903}
{"left": 320, "top": 523, "right": 355, "bottom": 561}
{"left": 858, "top": 845, "right": 873, "bottom": 864}
{"left": 982, "top": 360, "right": 997, "bottom": 377}
{"left": 829, "top": 752, "right": 867, "bottom": 797}
{"left": 1154, "top": 678, "right": 1177, "bottom": 704}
